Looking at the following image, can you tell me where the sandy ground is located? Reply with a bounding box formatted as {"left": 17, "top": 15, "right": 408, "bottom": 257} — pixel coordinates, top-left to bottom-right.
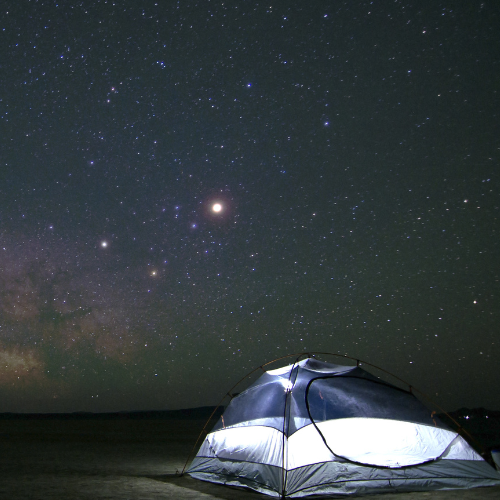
{"left": 0, "top": 418, "right": 498, "bottom": 500}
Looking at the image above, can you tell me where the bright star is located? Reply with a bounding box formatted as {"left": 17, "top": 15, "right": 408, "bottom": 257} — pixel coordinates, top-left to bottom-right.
{"left": 204, "top": 194, "right": 232, "bottom": 222}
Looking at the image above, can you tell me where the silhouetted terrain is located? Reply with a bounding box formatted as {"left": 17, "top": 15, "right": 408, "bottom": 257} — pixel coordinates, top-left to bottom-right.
{"left": 0, "top": 405, "right": 222, "bottom": 422}
{"left": 438, "top": 408, "right": 500, "bottom": 454}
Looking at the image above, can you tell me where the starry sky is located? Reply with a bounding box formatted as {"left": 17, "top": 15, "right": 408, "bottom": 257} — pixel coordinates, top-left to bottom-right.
{"left": 1, "top": 1, "right": 499, "bottom": 413}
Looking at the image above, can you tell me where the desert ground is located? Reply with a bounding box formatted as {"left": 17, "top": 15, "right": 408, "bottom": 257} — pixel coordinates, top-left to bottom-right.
{"left": 0, "top": 416, "right": 498, "bottom": 500}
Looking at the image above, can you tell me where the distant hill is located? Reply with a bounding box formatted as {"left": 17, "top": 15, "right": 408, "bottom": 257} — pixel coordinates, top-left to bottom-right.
{"left": 0, "top": 406, "right": 223, "bottom": 421}
{"left": 438, "top": 407, "right": 500, "bottom": 453}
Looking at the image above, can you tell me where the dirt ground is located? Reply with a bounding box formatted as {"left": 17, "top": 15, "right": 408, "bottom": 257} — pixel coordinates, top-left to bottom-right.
{"left": 0, "top": 418, "right": 498, "bottom": 499}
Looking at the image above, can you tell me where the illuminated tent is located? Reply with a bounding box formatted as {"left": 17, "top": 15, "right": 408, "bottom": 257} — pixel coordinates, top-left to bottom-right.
{"left": 187, "top": 357, "right": 500, "bottom": 497}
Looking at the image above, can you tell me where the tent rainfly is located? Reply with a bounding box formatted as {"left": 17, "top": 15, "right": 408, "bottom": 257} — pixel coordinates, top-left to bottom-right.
{"left": 187, "top": 357, "right": 500, "bottom": 498}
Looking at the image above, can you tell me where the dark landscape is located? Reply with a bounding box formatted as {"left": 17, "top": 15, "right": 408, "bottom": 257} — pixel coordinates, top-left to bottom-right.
{"left": 0, "top": 407, "right": 498, "bottom": 500}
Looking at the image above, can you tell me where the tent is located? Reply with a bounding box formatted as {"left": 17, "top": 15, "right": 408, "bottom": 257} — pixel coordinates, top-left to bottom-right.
{"left": 187, "top": 357, "right": 500, "bottom": 497}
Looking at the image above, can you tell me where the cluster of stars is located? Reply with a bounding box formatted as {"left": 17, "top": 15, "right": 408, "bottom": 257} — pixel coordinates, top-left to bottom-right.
{"left": 0, "top": 1, "right": 497, "bottom": 413}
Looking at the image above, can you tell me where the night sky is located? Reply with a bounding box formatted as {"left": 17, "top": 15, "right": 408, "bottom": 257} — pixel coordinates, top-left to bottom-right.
{"left": 1, "top": 1, "right": 499, "bottom": 413}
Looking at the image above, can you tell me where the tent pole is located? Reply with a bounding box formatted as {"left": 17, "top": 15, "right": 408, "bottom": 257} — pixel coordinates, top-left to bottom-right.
{"left": 281, "top": 355, "right": 303, "bottom": 498}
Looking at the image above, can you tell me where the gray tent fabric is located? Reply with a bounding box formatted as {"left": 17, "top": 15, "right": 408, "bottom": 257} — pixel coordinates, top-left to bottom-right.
{"left": 492, "top": 449, "right": 500, "bottom": 471}
{"left": 187, "top": 358, "right": 500, "bottom": 497}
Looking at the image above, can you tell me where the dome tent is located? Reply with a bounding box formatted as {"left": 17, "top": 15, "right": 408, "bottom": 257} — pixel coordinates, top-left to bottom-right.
{"left": 186, "top": 355, "right": 500, "bottom": 498}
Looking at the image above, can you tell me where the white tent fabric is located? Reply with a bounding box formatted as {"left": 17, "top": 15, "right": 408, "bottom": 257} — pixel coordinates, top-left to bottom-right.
{"left": 188, "top": 358, "right": 500, "bottom": 497}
